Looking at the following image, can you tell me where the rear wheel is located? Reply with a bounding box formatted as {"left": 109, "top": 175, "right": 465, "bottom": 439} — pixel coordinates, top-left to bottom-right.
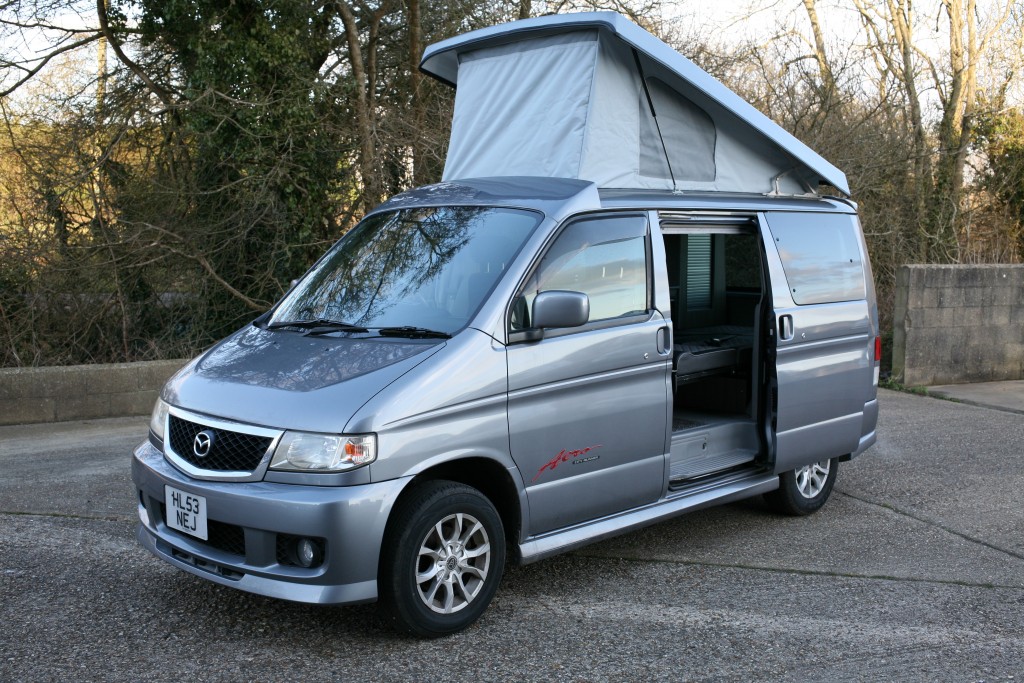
{"left": 379, "top": 480, "right": 505, "bottom": 637}
{"left": 764, "top": 458, "right": 837, "bottom": 516}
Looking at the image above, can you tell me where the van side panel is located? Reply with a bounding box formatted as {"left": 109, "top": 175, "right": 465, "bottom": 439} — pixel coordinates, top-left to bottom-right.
{"left": 760, "top": 211, "right": 876, "bottom": 473}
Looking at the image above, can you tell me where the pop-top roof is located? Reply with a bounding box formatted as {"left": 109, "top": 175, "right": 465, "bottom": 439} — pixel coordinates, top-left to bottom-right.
{"left": 421, "top": 12, "right": 849, "bottom": 197}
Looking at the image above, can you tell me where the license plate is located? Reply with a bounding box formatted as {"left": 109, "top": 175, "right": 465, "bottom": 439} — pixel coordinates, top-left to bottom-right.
{"left": 165, "top": 485, "right": 208, "bottom": 541}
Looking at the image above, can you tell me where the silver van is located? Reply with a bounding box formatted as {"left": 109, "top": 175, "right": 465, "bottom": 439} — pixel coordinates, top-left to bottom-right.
{"left": 131, "top": 13, "right": 879, "bottom": 637}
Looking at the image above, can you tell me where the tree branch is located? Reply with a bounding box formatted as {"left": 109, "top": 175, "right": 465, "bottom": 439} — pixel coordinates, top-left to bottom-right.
{"left": 95, "top": 0, "right": 175, "bottom": 109}
{"left": 0, "top": 33, "right": 102, "bottom": 98}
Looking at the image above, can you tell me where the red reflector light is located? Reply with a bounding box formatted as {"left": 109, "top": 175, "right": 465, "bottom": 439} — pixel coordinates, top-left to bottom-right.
{"left": 874, "top": 336, "right": 882, "bottom": 362}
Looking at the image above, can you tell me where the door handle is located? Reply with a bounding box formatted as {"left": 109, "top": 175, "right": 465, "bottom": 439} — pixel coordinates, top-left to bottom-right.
{"left": 779, "top": 314, "right": 794, "bottom": 341}
{"left": 656, "top": 326, "right": 671, "bottom": 355}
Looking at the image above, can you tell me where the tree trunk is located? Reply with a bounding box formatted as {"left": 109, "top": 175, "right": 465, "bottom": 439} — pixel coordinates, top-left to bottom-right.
{"left": 337, "top": 2, "right": 381, "bottom": 212}
{"left": 96, "top": 23, "right": 107, "bottom": 118}
{"left": 875, "top": 0, "right": 933, "bottom": 260}
{"left": 932, "top": 0, "right": 969, "bottom": 260}
{"left": 408, "top": 0, "right": 428, "bottom": 186}
{"left": 938, "top": 0, "right": 966, "bottom": 167}
{"left": 950, "top": 0, "right": 977, "bottom": 204}
{"left": 802, "top": 0, "right": 833, "bottom": 97}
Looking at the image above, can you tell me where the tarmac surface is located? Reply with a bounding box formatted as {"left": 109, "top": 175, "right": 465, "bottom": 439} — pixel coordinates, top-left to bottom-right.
{"left": 1, "top": 388, "right": 1022, "bottom": 682}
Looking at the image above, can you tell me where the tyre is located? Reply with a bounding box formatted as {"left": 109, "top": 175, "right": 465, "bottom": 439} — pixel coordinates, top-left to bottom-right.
{"left": 379, "top": 480, "right": 506, "bottom": 637}
{"left": 764, "top": 458, "right": 838, "bottom": 516}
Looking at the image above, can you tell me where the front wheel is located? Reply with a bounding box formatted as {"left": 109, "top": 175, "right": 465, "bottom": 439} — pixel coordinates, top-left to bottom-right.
{"left": 379, "top": 480, "right": 506, "bottom": 637}
{"left": 764, "top": 458, "right": 838, "bottom": 516}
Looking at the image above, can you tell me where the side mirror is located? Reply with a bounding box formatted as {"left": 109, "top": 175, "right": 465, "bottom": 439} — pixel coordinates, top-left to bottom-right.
{"left": 532, "top": 290, "right": 590, "bottom": 329}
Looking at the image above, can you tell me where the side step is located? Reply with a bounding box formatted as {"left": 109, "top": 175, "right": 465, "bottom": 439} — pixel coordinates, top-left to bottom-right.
{"left": 669, "top": 419, "right": 759, "bottom": 481}
{"left": 671, "top": 448, "right": 756, "bottom": 480}
{"left": 518, "top": 468, "right": 778, "bottom": 565}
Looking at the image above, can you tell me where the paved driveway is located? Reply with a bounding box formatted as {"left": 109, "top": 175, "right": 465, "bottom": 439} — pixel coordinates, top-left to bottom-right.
{"left": 1, "top": 389, "right": 1022, "bottom": 682}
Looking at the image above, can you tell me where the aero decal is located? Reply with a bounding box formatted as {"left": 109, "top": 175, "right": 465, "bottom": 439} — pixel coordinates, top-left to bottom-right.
{"left": 531, "top": 445, "right": 603, "bottom": 482}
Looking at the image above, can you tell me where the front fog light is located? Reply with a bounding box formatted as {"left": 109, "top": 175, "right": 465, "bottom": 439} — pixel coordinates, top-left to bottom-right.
{"left": 269, "top": 432, "right": 376, "bottom": 472}
{"left": 297, "top": 538, "right": 320, "bottom": 568}
{"left": 149, "top": 399, "right": 169, "bottom": 441}
{"left": 280, "top": 536, "right": 324, "bottom": 568}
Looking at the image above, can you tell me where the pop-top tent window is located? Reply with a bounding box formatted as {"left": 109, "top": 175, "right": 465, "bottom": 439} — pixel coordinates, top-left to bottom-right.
{"left": 639, "top": 77, "right": 716, "bottom": 182}
{"left": 420, "top": 12, "right": 849, "bottom": 197}
{"left": 447, "top": 32, "right": 599, "bottom": 181}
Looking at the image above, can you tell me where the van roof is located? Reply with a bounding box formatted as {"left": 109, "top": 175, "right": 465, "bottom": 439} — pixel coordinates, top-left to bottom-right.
{"left": 598, "top": 188, "right": 856, "bottom": 214}
{"left": 373, "top": 177, "right": 857, "bottom": 220}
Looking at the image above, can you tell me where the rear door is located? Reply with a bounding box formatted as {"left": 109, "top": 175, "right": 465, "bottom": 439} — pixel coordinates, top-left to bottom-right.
{"left": 506, "top": 213, "right": 671, "bottom": 535}
{"left": 760, "top": 211, "right": 876, "bottom": 473}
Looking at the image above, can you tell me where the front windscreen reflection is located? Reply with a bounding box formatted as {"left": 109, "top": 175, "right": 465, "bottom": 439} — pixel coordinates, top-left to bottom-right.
{"left": 272, "top": 206, "right": 542, "bottom": 334}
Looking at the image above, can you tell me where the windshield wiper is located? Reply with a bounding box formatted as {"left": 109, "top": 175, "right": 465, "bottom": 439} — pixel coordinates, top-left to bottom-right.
{"left": 375, "top": 326, "right": 451, "bottom": 339}
{"left": 267, "top": 318, "right": 368, "bottom": 335}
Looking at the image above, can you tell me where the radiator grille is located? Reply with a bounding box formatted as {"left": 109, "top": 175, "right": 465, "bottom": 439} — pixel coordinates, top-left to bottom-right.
{"left": 168, "top": 415, "right": 273, "bottom": 472}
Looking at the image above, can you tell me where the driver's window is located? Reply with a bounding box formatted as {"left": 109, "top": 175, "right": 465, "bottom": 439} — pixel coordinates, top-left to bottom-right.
{"left": 511, "top": 215, "right": 649, "bottom": 331}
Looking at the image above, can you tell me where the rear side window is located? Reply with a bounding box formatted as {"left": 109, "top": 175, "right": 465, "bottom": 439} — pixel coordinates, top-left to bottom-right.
{"left": 764, "top": 212, "right": 866, "bottom": 305}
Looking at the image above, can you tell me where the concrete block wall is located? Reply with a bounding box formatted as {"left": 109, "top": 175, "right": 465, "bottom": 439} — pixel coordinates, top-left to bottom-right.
{"left": 0, "top": 359, "right": 186, "bottom": 425}
{"left": 892, "top": 265, "right": 1024, "bottom": 386}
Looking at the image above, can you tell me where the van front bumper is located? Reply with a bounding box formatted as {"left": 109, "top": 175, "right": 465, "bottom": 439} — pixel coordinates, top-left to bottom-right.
{"left": 131, "top": 441, "right": 411, "bottom": 605}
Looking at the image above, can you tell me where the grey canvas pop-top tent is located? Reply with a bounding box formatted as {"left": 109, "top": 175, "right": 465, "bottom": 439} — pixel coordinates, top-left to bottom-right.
{"left": 420, "top": 12, "right": 850, "bottom": 197}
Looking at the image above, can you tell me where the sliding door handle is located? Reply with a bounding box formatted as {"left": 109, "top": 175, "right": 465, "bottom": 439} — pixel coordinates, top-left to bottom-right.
{"left": 779, "top": 314, "right": 794, "bottom": 341}
{"left": 656, "top": 326, "right": 671, "bottom": 355}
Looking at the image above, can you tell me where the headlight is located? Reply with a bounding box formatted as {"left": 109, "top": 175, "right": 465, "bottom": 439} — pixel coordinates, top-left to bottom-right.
{"left": 150, "top": 398, "right": 169, "bottom": 441}
{"left": 269, "top": 432, "right": 376, "bottom": 472}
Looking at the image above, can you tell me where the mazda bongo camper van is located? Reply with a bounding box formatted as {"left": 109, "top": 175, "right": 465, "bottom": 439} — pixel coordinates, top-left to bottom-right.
{"left": 132, "top": 12, "right": 879, "bottom": 637}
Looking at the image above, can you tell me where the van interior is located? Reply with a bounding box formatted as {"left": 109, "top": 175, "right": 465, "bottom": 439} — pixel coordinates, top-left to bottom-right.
{"left": 663, "top": 217, "right": 766, "bottom": 486}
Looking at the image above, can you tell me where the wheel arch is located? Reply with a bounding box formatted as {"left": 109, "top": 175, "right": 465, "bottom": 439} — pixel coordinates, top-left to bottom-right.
{"left": 382, "top": 456, "right": 527, "bottom": 564}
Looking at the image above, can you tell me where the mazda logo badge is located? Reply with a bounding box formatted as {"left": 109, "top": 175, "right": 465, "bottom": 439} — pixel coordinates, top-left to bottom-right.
{"left": 193, "top": 430, "right": 215, "bottom": 458}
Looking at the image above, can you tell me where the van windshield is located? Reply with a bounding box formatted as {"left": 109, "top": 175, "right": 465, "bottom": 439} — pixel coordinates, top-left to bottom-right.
{"left": 271, "top": 206, "right": 542, "bottom": 335}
